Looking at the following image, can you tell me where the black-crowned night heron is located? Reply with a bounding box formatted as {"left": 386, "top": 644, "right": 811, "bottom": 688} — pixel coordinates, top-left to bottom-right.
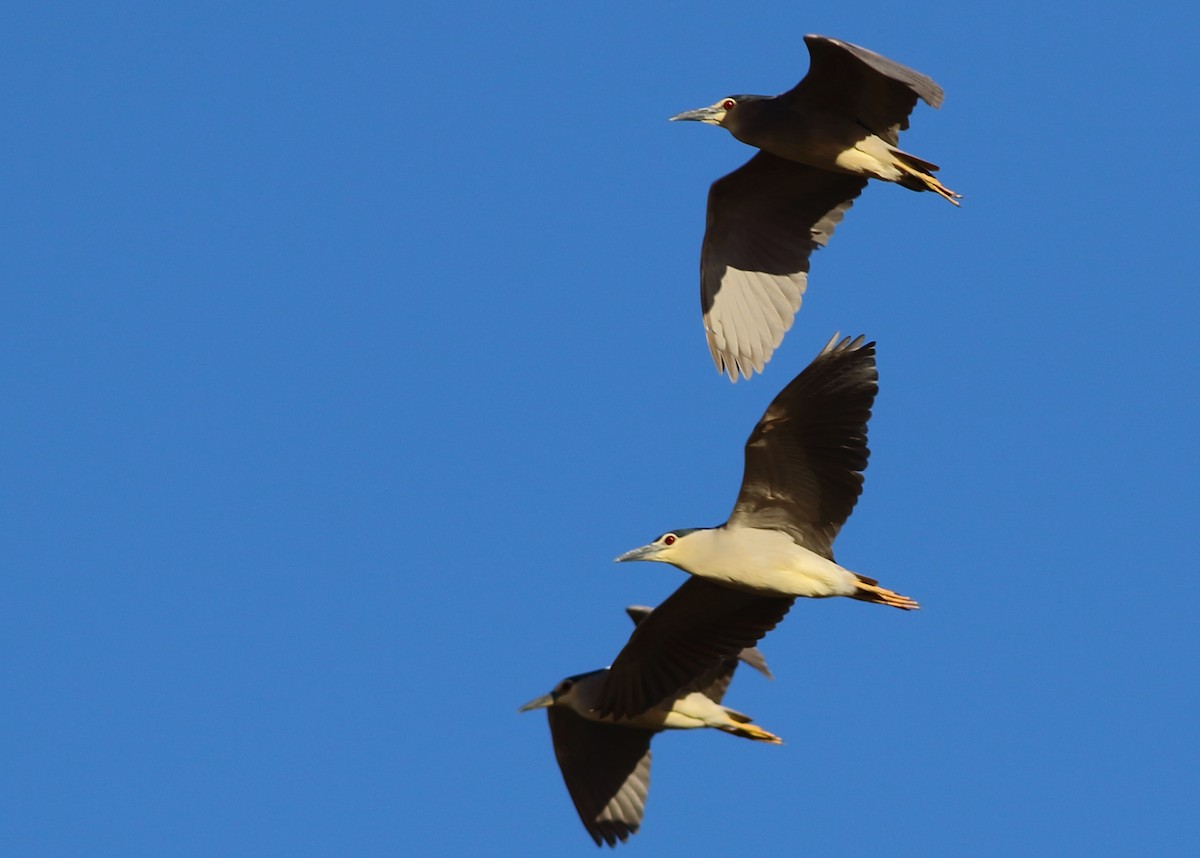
{"left": 519, "top": 606, "right": 777, "bottom": 847}
{"left": 672, "top": 35, "right": 959, "bottom": 380}
{"left": 595, "top": 334, "right": 917, "bottom": 719}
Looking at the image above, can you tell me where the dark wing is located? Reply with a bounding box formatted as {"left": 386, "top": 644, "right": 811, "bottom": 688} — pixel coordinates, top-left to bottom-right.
{"left": 546, "top": 708, "right": 655, "bottom": 847}
{"left": 596, "top": 578, "right": 793, "bottom": 719}
{"left": 625, "top": 603, "right": 742, "bottom": 701}
{"left": 626, "top": 604, "right": 773, "bottom": 682}
{"left": 686, "top": 640, "right": 777, "bottom": 703}
{"left": 624, "top": 605, "right": 653, "bottom": 625}
{"left": 701, "top": 152, "right": 867, "bottom": 380}
{"left": 690, "top": 660, "right": 737, "bottom": 705}
{"left": 781, "top": 35, "right": 943, "bottom": 144}
{"left": 728, "top": 334, "right": 877, "bottom": 559}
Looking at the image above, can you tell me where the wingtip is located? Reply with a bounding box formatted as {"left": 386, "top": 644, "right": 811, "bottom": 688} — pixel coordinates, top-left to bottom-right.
{"left": 713, "top": 352, "right": 766, "bottom": 383}
{"left": 818, "top": 332, "right": 872, "bottom": 357}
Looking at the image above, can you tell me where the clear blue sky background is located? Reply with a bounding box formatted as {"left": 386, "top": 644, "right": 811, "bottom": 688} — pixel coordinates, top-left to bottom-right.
{"left": 4, "top": 2, "right": 1198, "bottom": 855}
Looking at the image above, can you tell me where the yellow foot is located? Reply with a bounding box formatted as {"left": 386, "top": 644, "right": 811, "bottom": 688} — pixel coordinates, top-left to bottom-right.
{"left": 895, "top": 159, "right": 962, "bottom": 206}
{"left": 725, "top": 721, "right": 784, "bottom": 744}
{"left": 924, "top": 174, "right": 962, "bottom": 206}
{"left": 857, "top": 581, "right": 921, "bottom": 611}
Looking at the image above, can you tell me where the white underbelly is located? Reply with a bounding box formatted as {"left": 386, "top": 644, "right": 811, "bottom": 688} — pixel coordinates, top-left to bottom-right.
{"left": 685, "top": 527, "right": 858, "bottom": 598}
{"left": 833, "top": 136, "right": 902, "bottom": 181}
{"left": 704, "top": 560, "right": 856, "bottom": 597}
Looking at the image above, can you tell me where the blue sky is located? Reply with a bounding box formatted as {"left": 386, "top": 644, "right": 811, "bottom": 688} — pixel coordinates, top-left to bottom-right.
{"left": 4, "top": 2, "right": 1198, "bottom": 855}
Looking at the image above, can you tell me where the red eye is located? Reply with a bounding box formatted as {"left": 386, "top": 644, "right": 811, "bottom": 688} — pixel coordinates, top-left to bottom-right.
{"left": 722, "top": 98, "right": 735, "bottom": 110}
{"left": 663, "top": 534, "right": 676, "bottom": 546}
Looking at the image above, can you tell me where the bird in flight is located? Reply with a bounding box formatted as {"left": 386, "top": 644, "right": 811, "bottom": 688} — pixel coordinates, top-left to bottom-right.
{"left": 672, "top": 35, "right": 959, "bottom": 380}
{"left": 519, "top": 605, "right": 777, "bottom": 847}
{"left": 597, "top": 334, "right": 917, "bottom": 720}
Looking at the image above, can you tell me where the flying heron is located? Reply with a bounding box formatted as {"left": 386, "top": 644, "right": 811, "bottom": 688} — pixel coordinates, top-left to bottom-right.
{"left": 519, "top": 605, "right": 777, "bottom": 847}
{"left": 596, "top": 334, "right": 917, "bottom": 719}
{"left": 672, "top": 35, "right": 959, "bottom": 380}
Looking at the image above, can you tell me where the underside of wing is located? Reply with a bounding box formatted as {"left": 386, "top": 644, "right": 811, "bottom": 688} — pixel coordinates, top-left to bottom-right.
{"left": 596, "top": 578, "right": 793, "bottom": 719}
{"left": 701, "top": 152, "right": 867, "bottom": 380}
{"left": 627, "top": 604, "right": 774, "bottom": 688}
{"left": 547, "top": 708, "right": 655, "bottom": 847}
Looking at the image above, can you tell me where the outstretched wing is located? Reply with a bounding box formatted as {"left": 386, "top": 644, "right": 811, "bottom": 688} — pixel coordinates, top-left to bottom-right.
{"left": 701, "top": 152, "right": 867, "bottom": 380}
{"left": 626, "top": 604, "right": 773, "bottom": 691}
{"left": 597, "top": 578, "right": 793, "bottom": 719}
{"left": 781, "top": 34, "right": 943, "bottom": 143}
{"left": 546, "top": 708, "right": 654, "bottom": 847}
{"left": 728, "top": 335, "right": 877, "bottom": 559}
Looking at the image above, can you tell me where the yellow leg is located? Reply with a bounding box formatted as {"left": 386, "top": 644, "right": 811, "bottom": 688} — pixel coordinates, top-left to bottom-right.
{"left": 722, "top": 721, "right": 784, "bottom": 744}
{"left": 856, "top": 580, "right": 921, "bottom": 610}
{"left": 895, "top": 159, "right": 962, "bottom": 206}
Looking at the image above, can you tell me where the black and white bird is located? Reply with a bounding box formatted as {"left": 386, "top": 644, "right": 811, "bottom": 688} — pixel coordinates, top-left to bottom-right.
{"left": 672, "top": 35, "right": 959, "bottom": 380}
{"left": 597, "top": 334, "right": 917, "bottom": 720}
{"left": 519, "top": 606, "right": 777, "bottom": 847}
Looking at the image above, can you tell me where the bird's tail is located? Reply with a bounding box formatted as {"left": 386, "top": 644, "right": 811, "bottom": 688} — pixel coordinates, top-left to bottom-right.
{"left": 852, "top": 573, "right": 921, "bottom": 610}
{"left": 717, "top": 708, "right": 784, "bottom": 744}
{"left": 891, "top": 147, "right": 961, "bottom": 205}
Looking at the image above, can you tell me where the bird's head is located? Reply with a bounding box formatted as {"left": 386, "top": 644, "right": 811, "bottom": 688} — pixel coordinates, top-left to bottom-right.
{"left": 517, "top": 671, "right": 599, "bottom": 713}
{"left": 669, "top": 95, "right": 765, "bottom": 130}
{"left": 614, "top": 528, "right": 703, "bottom": 566}
{"left": 670, "top": 96, "right": 737, "bottom": 127}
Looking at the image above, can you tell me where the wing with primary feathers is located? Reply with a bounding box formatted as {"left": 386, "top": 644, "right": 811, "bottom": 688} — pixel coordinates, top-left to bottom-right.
{"left": 546, "top": 708, "right": 654, "bottom": 847}
{"left": 781, "top": 35, "right": 943, "bottom": 144}
{"left": 597, "top": 578, "right": 793, "bottom": 719}
{"left": 625, "top": 604, "right": 774, "bottom": 693}
{"left": 728, "top": 335, "right": 877, "bottom": 559}
{"left": 701, "top": 152, "right": 867, "bottom": 380}
{"left": 628, "top": 602, "right": 734, "bottom": 702}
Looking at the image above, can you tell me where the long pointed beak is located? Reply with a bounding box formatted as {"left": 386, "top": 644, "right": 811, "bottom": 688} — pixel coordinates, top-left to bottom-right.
{"left": 517, "top": 693, "right": 554, "bottom": 713}
{"left": 615, "top": 542, "right": 662, "bottom": 563}
{"left": 669, "top": 106, "right": 721, "bottom": 123}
